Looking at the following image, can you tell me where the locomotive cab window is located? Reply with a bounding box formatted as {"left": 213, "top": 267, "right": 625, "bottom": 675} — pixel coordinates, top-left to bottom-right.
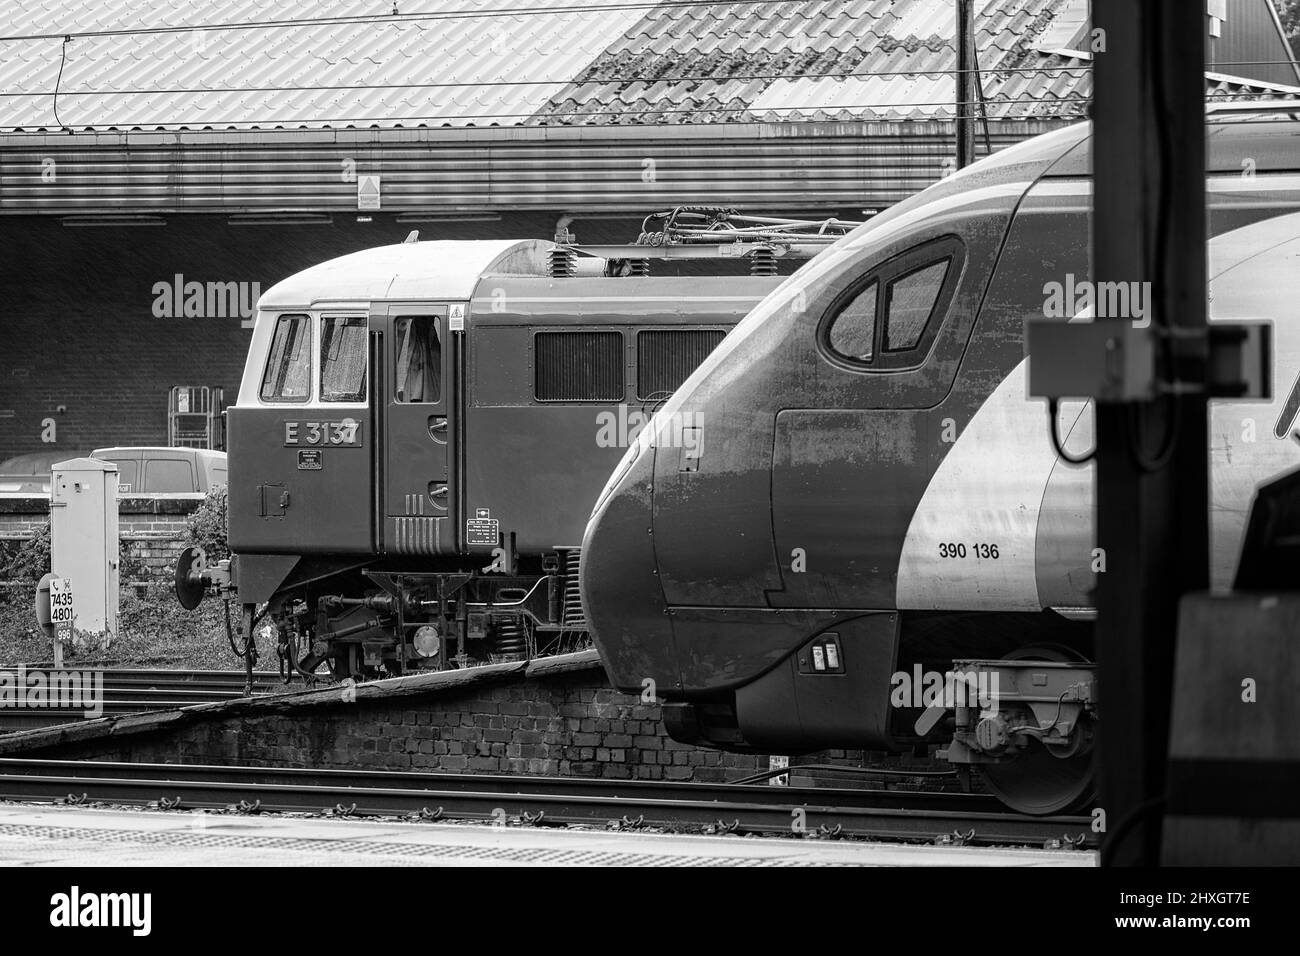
{"left": 827, "top": 281, "right": 877, "bottom": 361}
{"left": 819, "top": 237, "right": 962, "bottom": 371}
{"left": 320, "top": 316, "right": 367, "bottom": 403}
{"left": 260, "top": 314, "right": 311, "bottom": 403}
{"left": 395, "top": 317, "right": 441, "bottom": 403}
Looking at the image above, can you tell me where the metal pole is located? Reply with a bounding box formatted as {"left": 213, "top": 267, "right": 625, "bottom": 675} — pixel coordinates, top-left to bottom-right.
{"left": 1092, "top": 0, "right": 1209, "bottom": 866}
{"left": 955, "top": 0, "right": 975, "bottom": 168}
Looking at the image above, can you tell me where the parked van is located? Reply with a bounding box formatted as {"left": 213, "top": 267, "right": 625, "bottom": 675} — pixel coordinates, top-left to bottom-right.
{"left": 90, "top": 447, "right": 227, "bottom": 495}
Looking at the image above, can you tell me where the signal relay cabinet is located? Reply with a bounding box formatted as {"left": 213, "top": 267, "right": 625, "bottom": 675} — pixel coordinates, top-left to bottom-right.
{"left": 50, "top": 457, "right": 119, "bottom": 642}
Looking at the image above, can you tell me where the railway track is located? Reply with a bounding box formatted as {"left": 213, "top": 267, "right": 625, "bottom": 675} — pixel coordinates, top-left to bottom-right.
{"left": 0, "top": 669, "right": 280, "bottom": 731}
{"left": 0, "top": 758, "right": 1097, "bottom": 850}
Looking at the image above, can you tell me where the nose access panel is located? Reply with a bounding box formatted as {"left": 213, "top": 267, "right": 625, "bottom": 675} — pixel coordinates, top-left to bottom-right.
{"left": 650, "top": 411, "right": 784, "bottom": 607}
{"left": 769, "top": 409, "right": 932, "bottom": 608}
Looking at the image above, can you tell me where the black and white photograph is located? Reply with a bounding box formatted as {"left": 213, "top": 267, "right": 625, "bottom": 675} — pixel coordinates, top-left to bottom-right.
{"left": 0, "top": 0, "right": 1296, "bottom": 927}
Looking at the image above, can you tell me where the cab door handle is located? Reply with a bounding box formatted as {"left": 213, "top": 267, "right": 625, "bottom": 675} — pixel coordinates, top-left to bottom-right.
{"left": 429, "top": 483, "right": 449, "bottom": 510}
{"left": 428, "top": 417, "right": 449, "bottom": 445}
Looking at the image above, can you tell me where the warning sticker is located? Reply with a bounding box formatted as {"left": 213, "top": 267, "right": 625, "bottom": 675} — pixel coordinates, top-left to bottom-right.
{"left": 466, "top": 516, "right": 499, "bottom": 547}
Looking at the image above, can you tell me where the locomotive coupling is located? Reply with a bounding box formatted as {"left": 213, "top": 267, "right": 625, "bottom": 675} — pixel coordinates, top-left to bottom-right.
{"left": 173, "top": 546, "right": 233, "bottom": 610}
{"left": 319, "top": 593, "right": 400, "bottom": 614}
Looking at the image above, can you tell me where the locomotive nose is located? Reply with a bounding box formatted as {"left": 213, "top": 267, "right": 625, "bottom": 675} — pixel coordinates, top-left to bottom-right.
{"left": 580, "top": 441, "right": 678, "bottom": 697}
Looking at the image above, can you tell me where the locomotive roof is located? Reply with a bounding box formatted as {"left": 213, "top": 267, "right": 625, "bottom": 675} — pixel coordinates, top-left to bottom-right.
{"left": 258, "top": 239, "right": 555, "bottom": 309}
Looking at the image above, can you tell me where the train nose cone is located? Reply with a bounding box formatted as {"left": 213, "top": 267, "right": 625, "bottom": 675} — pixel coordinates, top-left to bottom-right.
{"left": 580, "top": 442, "right": 678, "bottom": 697}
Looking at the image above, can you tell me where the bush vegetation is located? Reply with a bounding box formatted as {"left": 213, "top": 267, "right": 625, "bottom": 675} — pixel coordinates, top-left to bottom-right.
{"left": 0, "top": 488, "right": 239, "bottom": 668}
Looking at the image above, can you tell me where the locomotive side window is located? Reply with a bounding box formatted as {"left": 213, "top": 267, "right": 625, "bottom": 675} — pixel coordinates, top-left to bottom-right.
{"left": 818, "top": 236, "right": 963, "bottom": 371}
{"left": 259, "top": 314, "right": 311, "bottom": 403}
{"left": 884, "top": 260, "right": 949, "bottom": 352}
{"left": 827, "top": 281, "right": 877, "bottom": 361}
{"left": 320, "top": 316, "right": 368, "bottom": 403}
{"left": 395, "top": 317, "right": 441, "bottom": 403}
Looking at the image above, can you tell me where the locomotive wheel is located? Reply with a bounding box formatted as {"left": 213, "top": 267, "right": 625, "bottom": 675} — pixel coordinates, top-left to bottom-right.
{"left": 979, "top": 644, "right": 1096, "bottom": 816}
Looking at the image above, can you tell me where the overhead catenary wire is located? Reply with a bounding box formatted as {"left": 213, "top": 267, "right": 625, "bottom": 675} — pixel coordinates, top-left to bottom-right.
{"left": 17, "top": 90, "right": 1292, "bottom": 133}
{"left": 0, "top": 64, "right": 1102, "bottom": 99}
{"left": 8, "top": 95, "right": 1097, "bottom": 130}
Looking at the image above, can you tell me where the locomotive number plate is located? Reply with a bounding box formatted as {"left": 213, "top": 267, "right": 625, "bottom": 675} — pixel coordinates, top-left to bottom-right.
{"left": 284, "top": 419, "right": 362, "bottom": 447}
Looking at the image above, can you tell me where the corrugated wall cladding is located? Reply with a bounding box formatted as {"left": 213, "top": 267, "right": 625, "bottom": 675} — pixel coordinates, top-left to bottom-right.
{"left": 1207, "top": 0, "right": 1300, "bottom": 88}
{"left": 636, "top": 329, "right": 727, "bottom": 400}
{"left": 534, "top": 331, "right": 624, "bottom": 402}
{"left": 0, "top": 120, "right": 1065, "bottom": 214}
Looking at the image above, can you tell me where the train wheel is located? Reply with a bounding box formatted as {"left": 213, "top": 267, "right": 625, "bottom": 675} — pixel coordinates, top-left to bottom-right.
{"left": 979, "top": 644, "right": 1096, "bottom": 816}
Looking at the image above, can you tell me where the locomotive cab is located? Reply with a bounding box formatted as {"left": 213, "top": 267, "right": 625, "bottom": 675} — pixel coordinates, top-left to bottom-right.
{"left": 581, "top": 109, "right": 1300, "bottom": 814}
{"left": 183, "top": 237, "right": 782, "bottom": 679}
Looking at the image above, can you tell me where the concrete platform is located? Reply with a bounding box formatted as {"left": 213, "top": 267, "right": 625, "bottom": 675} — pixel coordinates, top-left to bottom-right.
{"left": 0, "top": 804, "right": 1097, "bottom": 866}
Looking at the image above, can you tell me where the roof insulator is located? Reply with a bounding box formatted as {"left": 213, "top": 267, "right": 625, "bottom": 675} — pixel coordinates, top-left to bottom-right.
{"left": 549, "top": 247, "right": 577, "bottom": 278}
{"left": 750, "top": 246, "right": 777, "bottom": 276}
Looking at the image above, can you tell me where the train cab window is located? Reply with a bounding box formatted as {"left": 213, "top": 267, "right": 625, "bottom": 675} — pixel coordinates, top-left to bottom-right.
{"left": 395, "top": 317, "right": 441, "bottom": 403}
{"left": 827, "top": 281, "right": 877, "bottom": 361}
{"left": 884, "top": 260, "right": 949, "bottom": 352}
{"left": 320, "top": 316, "right": 368, "bottom": 403}
{"left": 819, "top": 237, "right": 962, "bottom": 371}
{"left": 260, "top": 314, "right": 311, "bottom": 403}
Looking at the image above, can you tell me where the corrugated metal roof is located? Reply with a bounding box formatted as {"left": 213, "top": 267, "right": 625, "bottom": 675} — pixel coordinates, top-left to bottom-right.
{"left": 0, "top": 0, "right": 648, "bottom": 131}
{"left": 1, "top": 0, "right": 1294, "bottom": 133}
{"left": 0, "top": 1, "right": 1293, "bottom": 133}
{"left": 532, "top": 0, "right": 1095, "bottom": 124}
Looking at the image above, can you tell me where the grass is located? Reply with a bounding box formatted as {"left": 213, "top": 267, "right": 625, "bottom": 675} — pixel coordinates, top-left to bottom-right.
{"left": 0, "top": 581, "right": 246, "bottom": 670}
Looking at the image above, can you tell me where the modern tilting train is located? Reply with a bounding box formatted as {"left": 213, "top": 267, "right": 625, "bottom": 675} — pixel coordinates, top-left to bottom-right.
{"left": 580, "top": 105, "right": 1300, "bottom": 814}
{"left": 177, "top": 238, "right": 783, "bottom": 678}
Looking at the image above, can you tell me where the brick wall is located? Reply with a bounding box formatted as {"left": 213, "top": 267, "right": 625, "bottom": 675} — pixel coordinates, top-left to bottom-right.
{"left": 1, "top": 654, "right": 955, "bottom": 788}
{"left": 0, "top": 496, "right": 198, "bottom": 581}
{"left": 0, "top": 212, "right": 647, "bottom": 459}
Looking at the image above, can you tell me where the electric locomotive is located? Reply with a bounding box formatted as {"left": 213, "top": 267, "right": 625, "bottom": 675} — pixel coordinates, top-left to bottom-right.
{"left": 176, "top": 235, "right": 789, "bottom": 678}
{"left": 581, "top": 105, "right": 1300, "bottom": 814}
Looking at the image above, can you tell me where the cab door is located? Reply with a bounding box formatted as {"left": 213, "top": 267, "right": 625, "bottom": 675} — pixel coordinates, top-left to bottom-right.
{"left": 375, "top": 303, "right": 458, "bottom": 555}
